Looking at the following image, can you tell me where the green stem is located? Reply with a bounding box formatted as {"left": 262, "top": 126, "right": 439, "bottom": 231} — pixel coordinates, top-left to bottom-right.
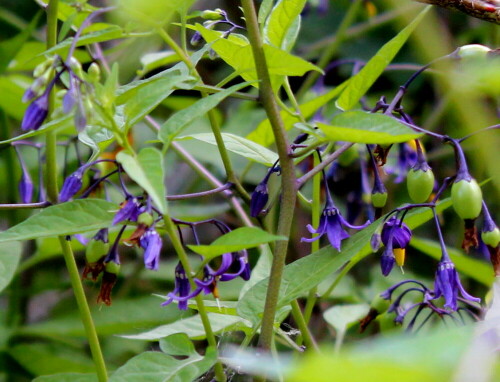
{"left": 241, "top": 0, "right": 298, "bottom": 351}
{"left": 163, "top": 217, "right": 226, "bottom": 382}
{"left": 58, "top": 238, "right": 108, "bottom": 382}
{"left": 296, "top": 0, "right": 363, "bottom": 99}
{"left": 46, "top": 2, "right": 107, "bottom": 380}
{"left": 290, "top": 300, "right": 319, "bottom": 352}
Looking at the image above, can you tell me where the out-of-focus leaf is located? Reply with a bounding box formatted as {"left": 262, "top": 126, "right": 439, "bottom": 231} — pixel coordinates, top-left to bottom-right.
{"left": 323, "top": 304, "right": 370, "bottom": 332}
{"left": 0, "top": 75, "right": 29, "bottom": 120}
{"left": 177, "top": 133, "right": 279, "bottom": 166}
{"left": 0, "top": 199, "right": 116, "bottom": 243}
{"left": 33, "top": 374, "right": 97, "bottom": 382}
{"left": 117, "top": 148, "right": 167, "bottom": 214}
{"left": 121, "top": 313, "right": 250, "bottom": 341}
{"left": 9, "top": 343, "right": 95, "bottom": 376}
{"left": 336, "top": 6, "right": 431, "bottom": 110}
{"left": 188, "top": 227, "right": 286, "bottom": 260}
{"left": 159, "top": 82, "right": 251, "bottom": 149}
{"left": 17, "top": 296, "right": 182, "bottom": 338}
{"left": 0, "top": 12, "right": 41, "bottom": 74}
{"left": 0, "top": 241, "right": 22, "bottom": 292}
{"left": 317, "top": 111, "right": 422, "bottom": 144}
{"left": 108, "top": 347, "right": 215, "bottom": 382}
{"left": 159, "top": 333, "right": 196, "bottom": 356}
{"left": 0, "top": 115, "right": 72, "bottom": 145}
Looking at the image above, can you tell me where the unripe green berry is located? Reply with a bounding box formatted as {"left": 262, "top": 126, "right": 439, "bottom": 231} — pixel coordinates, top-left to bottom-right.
{"left": 407, "top": 168, "right": 435, "bottom": 203}
{"left": 482, "top": 227, "right": 500, "bottom": 248}
{"left": 371, "top": 294, "right": 390, "bottom": 313}
{"left": 85, "top": 240, "right": 110, "bottom": 263}
{"left": 451, "top": 179, "right": 483, "bottom": 220}
{"left": 105, "top": 261, "right": 120, "bottom": 274}
{"left": 371, "top": 191, "right": 387, "bottom": 208}
{"left": 138, "top": 212, "right": 154, "bottom": 226}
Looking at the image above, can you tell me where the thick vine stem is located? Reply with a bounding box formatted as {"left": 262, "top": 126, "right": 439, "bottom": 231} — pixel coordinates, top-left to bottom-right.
{"left": 413, "top": 0, "right": 500, "bottom": 24}
{"left": 241, "top": 0, "right": 298, "bottom": 350}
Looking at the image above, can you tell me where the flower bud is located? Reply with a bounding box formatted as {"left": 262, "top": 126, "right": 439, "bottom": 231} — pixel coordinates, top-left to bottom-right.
{"left": 250, "top": 182, "right": 269, "bottom": 217}
{"left": 451, "top": 179, "right": 483, "bottom": 220}
{"left": 190, "top": 31, "right": 204, "bottom": 46}
{"left": 68, "top": 57, "right": 84, "bottom": 78}
{"left": 21, "top": 93, "right": 49, "bottom": 131}
{"left": 201, "top": 10, "right": 224, "bottom": 20}
{"left": 87, "top": 63, "right": 101, "bottom": 83}
{"left": 59, "top": 169, "right": 84, "bottom": 202}
{"left": 457, "top": 44, "right": 491, "bottom": 59}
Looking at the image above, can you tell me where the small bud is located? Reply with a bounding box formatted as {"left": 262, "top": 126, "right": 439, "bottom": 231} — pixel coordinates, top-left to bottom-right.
{"left": 68, "top": 57, "right": 84, "bottom": 78}
{"left": 59, "top": 168, "right": 85, "bottom": 202}
{"left": 457, "top": 44, "right": 491, "bottom": 59}
{"left": 250, "top": 182, "right": 269, "bottom": 217}
{"left": 201, "top": 10, "right": 224, "bottom": 20}
{"left": 87, "top": 63, "right": 101, "bottom": 83}
{"left": 190, "top": 31, "right": 204, "bottom": 46}
{"left": 380, "top": 247, "right": 395, "bottom": 277}
{"left": 19, "top": 172, "right": 34, "bottom": 204}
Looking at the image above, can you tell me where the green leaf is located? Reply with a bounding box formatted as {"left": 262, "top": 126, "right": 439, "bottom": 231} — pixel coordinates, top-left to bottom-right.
{"left": 17, "top": 296, "right": 182, "bottom": 338}
{"left": 177, "top": 133, "right": 279, "bottom": 166}
{"left": 247, "top": 80, "right": 349, "bottom": 146}
{"left": 323, "top": 304, "right": 370, "bottom": 332}
{"left": 117, "top": 148, "right": 167, "bottom": 214}
{"left": 410, "top": 237, "right": 493, "bottom": 286}
{"left": 122, "top": 313, "right": 250, "bottom": 340}
{"left": 336, "top": 6, "right": 431, "bottom": 110}
{"left": 159, "top": 333, "right": 196, "bottom": 356}
{"left": 158, "top": 82, "right": 251, "bottom": 149}
{"left": 0, "top": 241, "right": 22, "bottom": 293}
{"left": 108, "top": 348, "right": 216, "bottom": 382}
{"left": 33, "top": 374, "right": 97, "bottom": 382}
{"left": 264, "top": 0, "right": 306, "bottom": 50}
{"left": 239, "top": 245, "right": 273, "bottom": 299}
{"left": 42, "top": 26, "right": 125, "bottom": 57}
{"left": 9, "top": 343, "right": 95, "bottom": 376}
{"left": 118, "top": 68, "right": 193, "bottom": 129}
{"left": 258, "top": 0, "right": 275, "bottom": 24}
{"left": 317, "top": 111, "right": 422, "bottom": 144}
{"left": 0, "top": 199, "right": 116, "bottom": 243}
{"left": 186, "top": 300, "right": 238, "bottom": 316}
{"left": 78, "top": 126, "right": 114, "bottom": 160}
{"left": 197, "top": 26, "right": 320, "bottom": 86}
{"left": 188, "top": 227, "right": 286, "bottom": 260}
{"left": 0, "top": 74, "right": 29, "bottom": 120}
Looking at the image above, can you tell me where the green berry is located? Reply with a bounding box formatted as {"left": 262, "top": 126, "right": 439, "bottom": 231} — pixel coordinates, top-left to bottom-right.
{"left": 105, "top": 261, "right": 120, "bottom": 274}
{"left": 407, "top": 168, "right": 435, "bottom": 203}
{"left": 482, "top": 227, "right": 500, "bottom": 248}
{"left": 371, "top": 191, "right": 387, "bottom": 208}
{"left": 85, "top": 240, "right": 109, "bottom": 263}
{"left": 451, "top": 179, "right": 483, "bottom": 220}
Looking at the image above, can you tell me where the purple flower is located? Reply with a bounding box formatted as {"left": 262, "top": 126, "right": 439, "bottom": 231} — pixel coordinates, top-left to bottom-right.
{"left": 112, "top": 197, "right": 141, "bottom": 225}
{"left": 380, "top": 243, "right": 396, "bottom": 276}
{"left": 140, "top": 229, "right": 162, "bottom": 271}
{"left": 250, "top": 182, "right": 269, "bottom": 217}
{"left": 219, "top": 251, "right": 251, "bottom": 282}
{"left": 432, "top": 259, "right": 480, "bottom": 311}
{"left": 59, "top": 169, "right": 85, "bottom": 202}
{"left": 21, "top": 93, "right": 49, "bottom": 131}
{"left": 162, "top": 262, "right": 199, "bottom": 310}
{"left": 381, "top": 217, "right": 412, "bottom": 249}
{"left": 301, "top": 195, "right": 370, "bottom": 251}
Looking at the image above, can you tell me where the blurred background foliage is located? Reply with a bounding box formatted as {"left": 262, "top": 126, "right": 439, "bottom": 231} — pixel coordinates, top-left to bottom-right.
{"left": 0, "top": 0, "right": 499, "bottom": 381}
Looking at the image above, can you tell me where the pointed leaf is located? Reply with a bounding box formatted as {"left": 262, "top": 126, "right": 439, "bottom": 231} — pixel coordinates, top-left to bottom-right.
{"left": 336, "top": 6, "right": 431, "bottom": 110}
{"left": 264, "top": 0, "right": 307, "bottom": 50}
{"left": 159, "top": 333, "right": 196, "bottom": 356}
{"left": 317, "top": 111, "right": 422, "bottom": 144}
{"left": 177, "top": 133, "right": 278, "bottom": 166}
{"left": 323, "top": 304, "right": 370, "bottom": 332}
{"left": 117, "top": 148, "right": 167, "bottom": 214}
{"left": 188, "top": 227, "right": 286, "bottom": 260}
{"left": 0, "top": 199, "right": 116, "bottom": 243}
